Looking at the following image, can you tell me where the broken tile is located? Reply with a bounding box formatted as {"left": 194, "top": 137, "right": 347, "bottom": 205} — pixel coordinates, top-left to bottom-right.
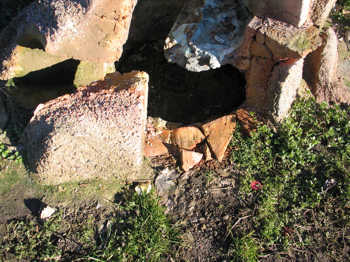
{"left": 144, "top": 135, "right": 169, "bottom": 157}
{"left": 181, "top": 149, "right": 203, "bottom": 171}
{"left": 200, "top": 114, "right": 236, "bottom": 162}
{"left": 171, "top": 126, "right": 205, "bottom": 150}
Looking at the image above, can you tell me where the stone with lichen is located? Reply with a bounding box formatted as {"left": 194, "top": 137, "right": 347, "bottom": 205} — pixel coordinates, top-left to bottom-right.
{"left": 21, "top": 71, "right": 151, "bottom": 185}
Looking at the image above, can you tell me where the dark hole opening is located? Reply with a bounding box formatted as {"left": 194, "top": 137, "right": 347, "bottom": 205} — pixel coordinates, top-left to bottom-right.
{"left": 17, "top": 34, "right": 45, "bottom": 50}
{"left": 116, "top": 40, "right": 246, "bottom": 124}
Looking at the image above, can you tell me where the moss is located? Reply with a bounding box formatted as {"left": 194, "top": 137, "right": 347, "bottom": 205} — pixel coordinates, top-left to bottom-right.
{"left": 290, "top": 32, "right": 312, "bottom": 52}
{"left": 73, "top": 61, "right": 115, "bottom": 87}
{"left": 6, "top": 46, "right": 66, "bottom": 79}
{"left": 42, "top": 177, "right": 124, "bottom": 205}
{"left": 338, "top": 40, "right": 350, "bottom": 61}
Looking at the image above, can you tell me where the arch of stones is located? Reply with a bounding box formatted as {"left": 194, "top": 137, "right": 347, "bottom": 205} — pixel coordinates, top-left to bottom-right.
{"left": 0, "top": 0, "right": 348, "bottom": 184}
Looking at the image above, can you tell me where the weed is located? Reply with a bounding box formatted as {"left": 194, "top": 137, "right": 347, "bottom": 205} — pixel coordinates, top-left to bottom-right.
{"left": 0, "top": 142, "right": 22, "bottom": 162}
{"left": 204, "top": 171, "right": 215, "bottom": 185}
{"left": 1, "top": 213, "right": 64, "bottom": 261}
{"left": 230, "top": 232, "right": 259, "bottom": 262}
{"left": 331, "top": 0, "right": 350, "bottom": 31}
{"left": 230, "top": 98, "right": 350, "bottom": 260}
{"left": 90, "top": 189, "right": 180, "bottom": 262}
{"left": 0, "top": 188, "right": 180, "bottom": 261}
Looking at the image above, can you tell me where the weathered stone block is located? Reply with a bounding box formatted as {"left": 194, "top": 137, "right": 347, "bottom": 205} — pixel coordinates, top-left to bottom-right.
{"left": 304, "top": 28, "right": 338, "bottom": 100}
{"left": 171, "top": 126, "right": 205, "bottom": 151}
{"left": 245, "top": 56, "right": 275, "bottom": 110}
{"left": 0, "top": 0, "right": 137, "bottom": 80}
{"left": 311, "top": 0, "right": 337, "bottom": 27}
{"left": 267, "top": 59, "right": 305, "bottom": 121}
{"left": 0, "top": 46, "right": 67, "bottom": 80}
{"left": 245, "top": 0, "right": 312, "bottom": 27}
{"left": 250, "top": 41, "right": 272, "bottom": 59}
{"left": 199, "top": 114, "right": 236, "bottom": 162}
{"left": 252, "top": 18, "right": 322, "bottom": 61}
{"left": 21, "top": 71, "right": 151, "bottom": 185}
{"left": 305, "top": 27, "right": 350, "bottom": 104}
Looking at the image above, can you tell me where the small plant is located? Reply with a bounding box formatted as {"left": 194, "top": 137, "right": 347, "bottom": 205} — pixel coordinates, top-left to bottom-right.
{"left": 230, "top": 98, "right": 350, "bottom": 260}
{"left": 90, "top": 189, "right": 180, "bottom": 262}
{"left": 230, "top": 233, "right": 259, "bottom": 262}
{"left": 0, "top": 188, "right": 180, "bottom": 261}
{"left": 331, "top": 0, "right": 350, "bottom": 31}
{"left": 0, "top": 142, "right": 22, "bottom": 162}
{"left": 1, "top": 213, "right": 64, "bottom": 261}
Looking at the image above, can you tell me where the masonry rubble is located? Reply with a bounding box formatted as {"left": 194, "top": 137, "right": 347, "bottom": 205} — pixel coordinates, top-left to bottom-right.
{"left": 0, "top": 0, "right": 348, "bottom": 177}
{"left": 164, "top": 0, "right": 339, "bottom": 121}
{"left": 145, "top": 111, "right": 257, "bottom": 171}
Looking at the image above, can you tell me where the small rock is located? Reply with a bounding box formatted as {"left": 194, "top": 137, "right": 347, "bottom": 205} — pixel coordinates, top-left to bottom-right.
{"left": 144, "top": 135, "right": 169, "bottom": 158}
{"left": 171, "top": 126, "right": 205, "bottom": 150}
{"left": 155, "top": 168, "right": 180, "bottom": 197}
{"left": 199, "top": 114, "right": 236, "bottom": 162}
{"left": 181, "top": 149, "right": 203, "bottom": 171}
{"left": 40, "top": 206, "right": 56, "bottom": 219}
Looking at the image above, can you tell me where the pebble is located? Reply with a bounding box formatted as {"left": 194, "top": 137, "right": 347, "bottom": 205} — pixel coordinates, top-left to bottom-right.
{"left": 40, "top": 206, "right": 56, "bottom": 219}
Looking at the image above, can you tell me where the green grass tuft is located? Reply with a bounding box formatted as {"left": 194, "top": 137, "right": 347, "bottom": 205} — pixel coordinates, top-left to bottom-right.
{"left": 230, "top": 98, "right": 350, "bottom": 260}
{"left": 0, "top": 188, "right": 180, "bottom": 261}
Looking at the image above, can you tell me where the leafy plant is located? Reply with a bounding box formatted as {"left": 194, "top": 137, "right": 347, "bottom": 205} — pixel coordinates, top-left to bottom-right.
{"left": 1, "top": 213, "right": 64, "bottom": 261}
{"left": 331, "top": 0, "right": 350, "bottom": 31}
{"left": 230, "top": 232, "right": 259, "bottom": 262}
{"left": 0, "top": 142, "right": 22, "bottom": 162}
{"left": 230, "top": 98, "right": 350, "bottom": 260}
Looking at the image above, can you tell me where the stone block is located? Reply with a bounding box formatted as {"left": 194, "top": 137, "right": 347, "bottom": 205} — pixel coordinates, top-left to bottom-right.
{"left": 245, "top": 56, "right": 275, "bottom": 110}
{"left": 21, "top": 71, "right": 151, "bottom": 185}
{"left": 171, "top": 126, "right": 205, "bottom": 150}
{"left": 267, "top": 59, "right": 305, "bottom": 121}
{"left": 181, "top": 149, "right": 203, "bottom": 171}
{"left": 245, "top": 0, "right": 312, "bottom": 27}
{"left": 0, "top": 0, "right": 137, "bottom": 79}
{"left": 311, "top": 0, "right": 337, "bottom": 27}
{"left": 199, "top": 114, "right": 236, "bottom": 162}
{"left": 0, "top": 46, "right": 66, "bottom": 80}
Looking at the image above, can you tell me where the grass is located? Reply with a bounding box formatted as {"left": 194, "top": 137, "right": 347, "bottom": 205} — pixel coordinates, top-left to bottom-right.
{"left": 229, "top": 97, "right": 350, "bottom": 261}
{"left": 90, "top": 189, "right": 179, "bottom": 261}
{"left": 1, "top": 188, "right": 179, "bottom": 261}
